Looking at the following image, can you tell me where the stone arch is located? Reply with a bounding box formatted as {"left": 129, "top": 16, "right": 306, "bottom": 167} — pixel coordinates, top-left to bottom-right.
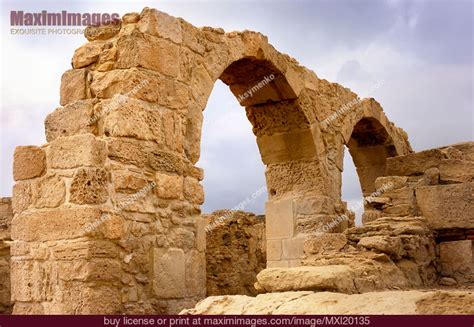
{"left": 334, "top": 98, "right": 412, "bottom": 221}
{"left": 9, "top": 7, "right": 412, "bottom": 314}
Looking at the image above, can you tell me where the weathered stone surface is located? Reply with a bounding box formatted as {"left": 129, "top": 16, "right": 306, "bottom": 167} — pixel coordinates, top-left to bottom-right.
{"left": 265, "top": 198, "right": 294, "bottom": 239}
{"left": 138, "top": 8, "right": 182, "bottom": 44}
{"left": 90, "top": 68, "right": 191, "bottom": 109}
{"left": 60, "top": 69, "right": 87, "bottom": 106}
{"left": 45, "top": 100, "right": 96, "bottom": 142}
{"left": 182, "top": 290, "right": 474, "bottom": 314}
{"left": 84, "top": 23, "right": 121, "bottom": 42}
{"left": 183, "top": 177, "right": 204, "bottom": 204}
{"left": 116, "top": 31, "right": 180, "bottom": 77}
{"left": 386, "top": 149, "right": 446, "bottom": 176}
{"left": 70, "top": 168, "right": 109, "bottom": 204}
{"left": 72, "top": 41, "right": 108, "bottom": 68}
{"left": 113, "top": 170, "right": 149, "bottom": 193}
{"left": 416, "top": 183, "right": 474, "bottom": 229}
{"left": 11, "top": 208, "right": 102, "bottom": 241}
{"left": 32, "top": 174, "right": 66, "bottom": 208}
{"left": 255, "top": 266, "right": 356, "bottom": 293}
{"left": 256, "top": 129, "right": 317, "bottom": 164}
{"left": 204, "top": 211, "right": 265, "bottom": 296}
{"left": 153, "top": 248, "right": 186, "bottom": 298}
{"left": 303, "top": 233, "right": 347, "bottom": 255}
{"left": 438, "top": 159, "right": 474, "bottom": 183}
{"left": 102, "top": 97, "right": 184, "bottom": 153}
{"left": 48, "top": 134, "right": 106, "bottom": 169}
{"left": 122, "top": 12, "right": 140, "bottom": 24}
{"left": 155, "top": 173, "right": 183, "bottom": 199}
{"left": 294, "top": 196, "right": 332, "bottom": 215}
{"left": 13, "top": 146, "right": 46, "bottom": 181}
{"left": 185, "top": 250, "right": 206, "bottom": 297}
{"left": 12, "top": 182, "right": 32, "bottom": 214}
{"left": 439, "top": 240, "right": 473, "bottom": 283}
{"left": 358, "top": 235, "right": 403, "bottom": 259}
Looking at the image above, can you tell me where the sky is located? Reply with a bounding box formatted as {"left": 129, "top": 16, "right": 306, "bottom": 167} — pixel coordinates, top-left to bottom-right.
{"left": 0, "top": 0, "right": 472, "bottom": 222}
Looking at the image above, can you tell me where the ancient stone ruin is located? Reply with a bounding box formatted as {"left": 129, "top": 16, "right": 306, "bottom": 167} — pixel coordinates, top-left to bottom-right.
{"left": 2, "top": 8, "right": 473, "bottom": 314}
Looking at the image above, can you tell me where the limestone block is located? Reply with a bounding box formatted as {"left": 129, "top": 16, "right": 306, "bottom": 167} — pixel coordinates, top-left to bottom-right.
{"left": 32, "top": 174, "right": 66, "bottom": 208}
{"left": 90, "top": 68, "right": 192, "bottom": 110}
{"left": 439, "top": 240, "right": 473, "bottom": 282}
{"left": 184, "top": 105, "right": 203, "bottom": 164}
{"left": 168, "top": 227, "right": 195, "bottom": 249}
{"left": 11, "top": 260, "right": 52, "bottom": 302}
{"left": 356, "top": 165, "right": 386, "bottom": 195}
{"left": 84, "top": 23, "right": 121, "bottom": 42}
{"left": 256, "top": 266, "right": 355, "bottom": 293}
{"left": 50, "top": 239, "right": 120, "bottom": 260}
{"left": 47, "top": 134, "right": 106, "bottom": 169}
{"left": 416, "top": 183, "right": 474, "bottom": 229}
{"left": 386, "top": 149, "right": 446, "bottom": 176}
{"left": 361, "top": 209, "right": 382, "bottom": 225}
{"left": 358, "top": 236, "right": 403, "bottom": 259}
{"left": 297, "top": 214, "right": 347, "bottom": 234}
{"left": 12, "top": 181, "right": 32, "bottom": 214}
{"left": 45, "top": 100, "right": 97, "bottom": 142}
{"left": 155, "top": 173, "right": 183, "bottom": 199}
{"left": 294, "top": 196, "right": 333, "bottom": 215}
{"left": 116, "top": 31, "right": 180, "bottom": 77}
{"left": 382, "top": 204, "right": 417, "bottom": 217}
{"left": 11, "top": 207, "right": 102, "bottom": 241}
{"left": 374, "top": 176, "right": 408, "bottom": 191}
{"left": 72, "top": 41, "right": 107, "bottom": 68}
{"left": 187, "top": 166, "right": 204, "bottom": 181}
{"left": 183, "top": 177, "right": 204, "bottom": 204}
{"left": 70, "top": 168, "right": 108, "bottom": 204}
{"left": 13, "top": 146, "right": 46, "bottom": 181}
{"left": 153, "top": 248, "right": 186, "bottom": 298}
{"left": 122, "top": 12, "right": 140, "bottom": 24}
{"left": 282, "top": 238, "right": 305, "bottom": 260}
{"left": 265, "top": 160, "right": 323, "bottom": 198}
{"left": 190, "top": 64, "right": 214, "bottom": 108}
{"left": 256, "top": 129, "right": 317, "bottom": 164}
{"left": 60, "top": 69, "right": 87, "bottom": 106}
{"left": 180, "top": 20, "right": 206, "bottom": 54}
{"left": 57, "top": 258, "right": 121, "bottom": 282}
{"left": 383, "top": 187, "right": 415, "bottom": 206}
{"left": 439, "top": 159, "right": 474, "bottom": 183}
{"left": 265, "top": 198, "right": 294, "bottom": 240}
{"left": 303, "top": 233, "right": 347, "bottom": 255}
{"left": 113, "top": 170, "right": 149, "bottom": 193}
{"left": 350, "top": 145, "right": 391, "bottom": 167}
{"left": 266, "top": 239, "right": 282, "bottom": 261}
{"left": 138, "top": 8, "right": 183, "bottom": 44}
{"left": 0, "top": 198, "right": 12, "bottom": 231}
{"left": 195, "top": 216, "right": 206, "bottom": 252}
{"left": 185, "top": 250, "right": 206, "bottom": 297}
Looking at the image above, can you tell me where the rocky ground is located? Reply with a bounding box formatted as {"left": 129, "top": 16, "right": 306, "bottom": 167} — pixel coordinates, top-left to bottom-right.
{"left": 182, "top": 288, "right": 474, "bottom": 314}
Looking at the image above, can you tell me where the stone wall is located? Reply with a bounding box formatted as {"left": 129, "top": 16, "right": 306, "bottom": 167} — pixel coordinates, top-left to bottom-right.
{"left": 205, "top": 211, "right": 265, "bottom": 296}
{"left": 0, "top": 198, "right": 12, "bottom": 314}
{"left": 364, "top": 142, "right": 474, "bottom": 285}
